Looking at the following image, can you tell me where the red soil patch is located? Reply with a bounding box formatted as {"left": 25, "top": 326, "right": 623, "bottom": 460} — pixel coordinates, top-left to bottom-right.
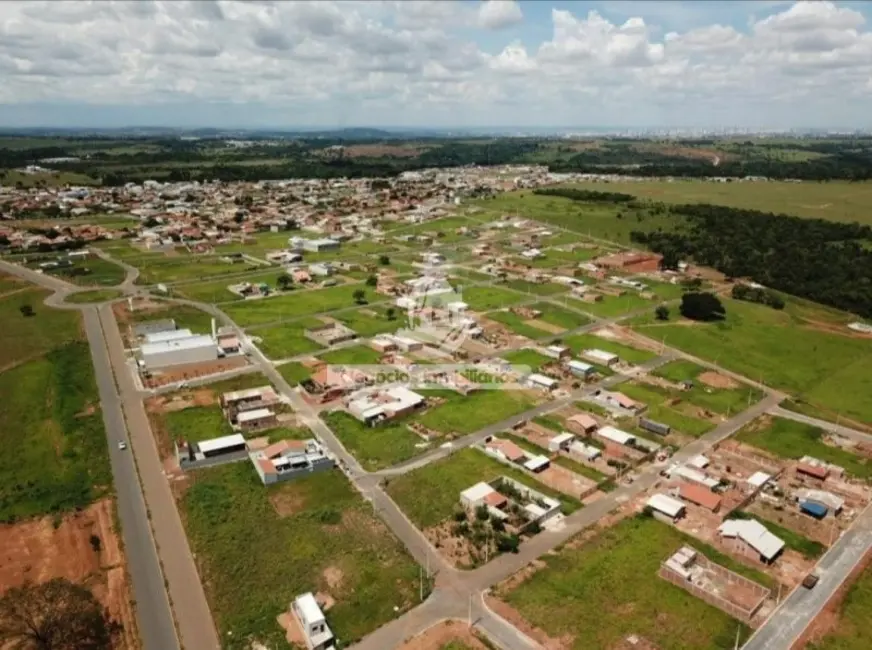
{"left": 0, "top": 499, "right": 139, "bottom": 649}
{"left": 484, "top": 594, "right": 573, "bottom": 650}
{"left": 699, "top": 371, "right": 739, "bottom": 390}
{"left": 397, "top": 620, "right": 490, "bottom": 650}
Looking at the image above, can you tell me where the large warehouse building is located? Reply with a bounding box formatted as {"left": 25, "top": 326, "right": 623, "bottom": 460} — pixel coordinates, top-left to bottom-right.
{"left": 140, "top": 333, "right": 219, "bottom": 370}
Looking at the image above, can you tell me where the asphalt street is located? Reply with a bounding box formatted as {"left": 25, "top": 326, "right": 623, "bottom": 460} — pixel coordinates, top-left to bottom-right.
{"left": 769, "top": 405, "right": 872, "bottom": 444}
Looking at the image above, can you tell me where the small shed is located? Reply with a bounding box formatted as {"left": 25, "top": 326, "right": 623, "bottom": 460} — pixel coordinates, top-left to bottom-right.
{"left": 800, "top": 501, "right": 828, "bottom": 520}
{"left": 646, "top": 494, "right": 686, "bottom": 522}
{"left": 548, "top": 432, "right": 575, "bottom": 452}
{"left": 640, "top": 418, "right": 671, "bottom": 437}
{"left": 524, "top": 455, "right": 550, "bottom": 473}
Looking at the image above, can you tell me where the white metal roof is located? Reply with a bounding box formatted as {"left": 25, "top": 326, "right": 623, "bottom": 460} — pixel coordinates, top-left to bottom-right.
{"left": 598, "top": 426, "right": 635, "bottom": 446}
{"left": 524, "top": 503, "right": 547, "bottom": 518}
{"left": 141, "top": 335, "right": 216, "bottom": 357}
{"left": 568, "top": 360, "right": 594, "bottom": 372}
{"left": 144, "top": 328, "right": 194, "bottom": 344}
{"left": 550, "top": 432, "right": 575, "bottom": 445}
{"left": 669, "top": 465, "right": 720, "bottom": 489}
{"left": 527, "top": 373, "right": 557, "bottom": 388}
{"left": 236, "top": 408, "right": 274, "bottom": 423}
{"left": 583, "top": 348, "right": 619, "bottom": 363}
{"left": 461, "top": 482, "right": 496, "bottom": 503}
{"left": 719, "top": 519, "right": 785, "bottom": 561}
{"left": 747, "top": 471, "right": 772, "bottom": 488}
{"left": 647, "top": 494, "right": 685, "bottom": 518}
{"left": 524, "top": 455, "right": 550, "bottom": 471}
{"left": 687, "top": 454, "right": 710, "bottom": 469}
{"left": 569, "top": 441, "right": 601, "bottom": 460}
{"left": 197, "top": 433, "right": 246, "bottom": 454}
{"left": 294, "top": 592, "right": 325, "bottom": 626}
{"left": 795, "top": 488, "right": 845, "bottom": 511}
{"left": 222, "top": 386, "right": 271, "bottom": 403}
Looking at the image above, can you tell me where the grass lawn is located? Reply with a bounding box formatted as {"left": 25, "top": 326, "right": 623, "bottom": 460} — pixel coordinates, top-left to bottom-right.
{"left": 653, "top": 360, "right": 706, "bottom": 383}
{"left": 251, "top": 319, "right": 325, "bottom": 360}
{"left": 386, "top": 447, "right": 581, "bottom": 529}
{"left": 462, "top": 285, "right": 527, "bottom": 311}
{"left": 319, "top": 345, "right": 383, "bottom": 366}
{"left": 733, "top": 511, "right": 824, "bottom": 559}
{"left": 0, "top": 342, "right": 111, "bottom": 522}
{"left": 224, "top": 285, "right": 381, "bottom": 326}
{"left": 65, "top": 289, "right": 124, "bottom": 304}
{"left": 615, "top": 382, "right": 713, "bottom": 437}
{"left": 503, "top": 349, "right": 553, "bottom": 372}
{"left": 163, "top": 406, "right": 232, "bottom": 445}
{"left": 486, "top": 310, "right": 554, "bottom": 340}
{"left": 552, "top": 454, "right": 608, "bottom": 482}
{"left": 737, "top": 417, "right": 872, "bottom": 480}
{"left": 277, "top": 361, "right": 313, "bottom": 385}
{"left": 136, "top": 256, "right": 266, "bottom": 285}
{"left": 0, "top": 288, "right": 83, "bottom": 369}
{"left": 632, "top": 298, "right": 872, "bottom": 424}
{"left": 809, "top": 563, "right": 872, "bottom": 649}
{"left": 567, "top": 179, "right": 872, "bottom": 225}
{"left": 172, "top": 270, "right": 280, "bottom": 303}
{"left": 32, "top": 257, "right": 126, "bottom": 287}
{"left": 504, "top": 279, "right": 568, "bottom": 296}
{"left": 501, "top": 515, "right": 771, "bottom": 650}
{"left": 563, "top": 332, "right": 657, "bottom": 365}
{"left": 531, "top": 302, "right": 591, "bottom": 330}
{"left": 180, "top": 463, "right": 420, "bottom": 649}
{"left": 567, "top": 292, "right": 653, "bottom": 318}
{"left": 415, "top": 389, "right": 537, "bottom": 435}
{"left": 129, "top": 304, "right": 214, "bottom": 335}
{"left": 335, "top": 307, "right": 403, "bottom": 337}
{"left": 321, "top": 411, "right": 426, "bottom": 471}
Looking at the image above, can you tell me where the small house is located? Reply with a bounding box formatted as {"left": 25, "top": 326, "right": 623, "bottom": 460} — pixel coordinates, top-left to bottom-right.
{"left": 548, "top": 432, "right": 575, "bottom": 452}
{"left": 292, "top": 593, "right": 334, "bottom": 650}
{"left": 678, "top": 483, "right": 722, "bottom": 513}
{"left": 582, "top": 348, "right": 619, "bottom": 366}
{"left": 525, "top": 373, "right": 557, "bottom": 391}
{"left": 719, "top": 519, "right": 785, "bottom": 564}
{"left": 567, "top": 360, "right": 595, "bottom": 378}
{"left": 566, "top": 413, "right": 598, "bottom": 434}
{"left": 646, "top": 494, "right": 686, "bottom": 523}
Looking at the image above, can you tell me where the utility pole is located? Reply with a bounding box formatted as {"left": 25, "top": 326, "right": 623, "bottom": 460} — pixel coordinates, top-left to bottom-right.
{"left": 734, "top": 624, "right": 742, "bottom": 650}
{"left": 419, "top": 565, "right": 423, "bottom": 602}
{"left": 468, "top": 593, "right": 472, "bottom": 628}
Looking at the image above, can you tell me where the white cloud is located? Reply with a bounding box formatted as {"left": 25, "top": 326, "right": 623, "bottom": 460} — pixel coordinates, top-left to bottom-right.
{"left": 0, "top": 0, "right": 869, "bottom": 127}
{"left": 478, "top": 0, "right": 523, "bottom": 30}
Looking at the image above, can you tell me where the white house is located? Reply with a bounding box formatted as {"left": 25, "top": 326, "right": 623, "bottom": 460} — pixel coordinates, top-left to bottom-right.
{"left": 582, "top": 349, "right": 619, "bottom": 366}
{"left": 647, "top": 494, "right": 686, "bottom": 522}
{"left": 548, "top": 432, "right": 575, "bottom": 452}
{"left": 719, "top": 519, "right": 785, "bottom": 564}
{"left": 525, "top": 373, "right": 557, "bottom": 391}
{"left": 597, "top": 426, "right": 636, "bottom": 447}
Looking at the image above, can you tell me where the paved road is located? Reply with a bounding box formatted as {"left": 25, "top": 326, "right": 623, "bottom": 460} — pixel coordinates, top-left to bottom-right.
{"left": 743, "top": 504, "right": 872, "bottom": 650}
{"left": 769, "top": 406, "right": 872, "bottom": 444}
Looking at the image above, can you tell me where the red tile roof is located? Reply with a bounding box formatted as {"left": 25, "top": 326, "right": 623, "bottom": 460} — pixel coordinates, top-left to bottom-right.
{"left": 679, "top": 483, "right": 721, "bottom": 512}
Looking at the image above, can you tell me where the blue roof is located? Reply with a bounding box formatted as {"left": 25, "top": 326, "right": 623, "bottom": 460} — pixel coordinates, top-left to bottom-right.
{"left": 800, "top": 500, "right": 828, "bottom": 518}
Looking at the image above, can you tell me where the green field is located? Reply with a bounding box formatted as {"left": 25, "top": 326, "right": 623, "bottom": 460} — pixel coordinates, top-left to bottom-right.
{"left": 568, "top": 179, "right": 872, "bottom": 225}
{"left": 129, "top": 303, "right": 214, "bottom": 335}
{"left": 531, "top": 302, "right": 591, "bottom": 330}
{"left": 810, "top": 563, "right": 872, "bottom": 649}
{"left": 632, "top": 298, "right": 872, "bottom": 423}
{"left": 64, "top": 289, "right": 124, "bottom": 304}
{"left": 653, "top": 360, "right": 707, "bottom": 383}
{"left": 568, "top": 292, "right": 653, "bottom": 318}
{"left": 0, "top": 288, "right": 83, "bottom": 369}
{"left": 276, "top": 361, "right": 314, "bottom": 385}
{"left": 504, "top": 279, "right": 568, "bottom": 296}
{"left": 386, "top": 447, "right": 581, "bottom": 529}
{"left": 136, "top": 256, "right": 267, "bottom": 285}
{"left": 172, "top": 270, "right": 280, "bottom": 303}
{"left": 486, "top": 310, "right": 556, "bottom": 340}
{"left": 736, "top": 417, "right": 872, "bottom": 480}
{"left": 503, "top": 349, "right": 553, "bottom": 371}
{"left": 415, "top": 389, "right": 536, "bottom": 435}
{"left": 462, "top": 285, "right": 527, "bottom": 311}
{"left": 31, "top": 256, "right": 126, "bottom": 287}
{"left": 163, "top": 405, "right": 232, "bottom": 446}
{"left": 224, "top": 285, "right": 381, "bottom": 326}
{"left": 319, "top": 345, "right": 383, "bottom": 366}
{"left": 180, "top": 463, "right": 420, "bottom": 649}
{"left": 488, "top": 303, "right": 589, "bottom": 339}
{"left": 501, "top": 515, "right": 770, "bottom": 650}
{"left": 335, "top": 306, "right": 403, "bottom": 337}
{"left": 0, "top": 342, "right": 111, "bottom": 522}
{"left": 250, "top": 318, "right": 324, "bottom": 360}
{"left": 617, "top": 382, "right": 716, "bottom": 437}
{"left": 563, "top": 332, "right": 657, "bottom": 365}
{"left": 321, "top": 411, "right": 426, "bottom": 470}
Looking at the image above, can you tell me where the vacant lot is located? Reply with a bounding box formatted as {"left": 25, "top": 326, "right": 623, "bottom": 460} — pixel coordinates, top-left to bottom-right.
{"left": 500, "top": 515, "right": 768, "bottom": 650}
{"left": 415, "top": 389, "right": 537, "bottom": 435}
{"left": 135, "top": 255, "right": 270, "bottom": 286}
{"left": 251, "top": 319, "right": 325, "bottom": 360}
{"left": 503, "top": 349, "right": 553, "bottom": 372}
{"left": 0, "top": 288, "right": 83, "bottom": 369}
{"left": 386, "top": 447, "right": 581, "bottom": 529}
{"left": 618, "top": 382, "right": 715, "bottom": 437}
{"left": 224, "top": 285, "right": 381, "bottom": 326}
{"left": 321, "top": 411, "right": 426, "bottom": 470}
{"left": 737, "top": 416, "right": 872, "bottom": 480}
{"left": 335, "top": 306, "right": 403, "bottom": 337}
{"left": 632, "top": 298, "right": 872, "bottom": 423}
{"left": 124, "top": 301, "right": 215, "bottom": 336}
{"left": 0, "top": 342, "right": 111, "bottom": 522}
{"left": 463, "top": 285, "right": 527, "bottom": 311}
{"left": 569, "top": 179, "right": 872, "bottom": 225}
{"left": 28, "top": 257, "right": 126, "bottom": 287}
{"left": 173, "top": 270, "right": 280, "bottom": 303}
{"left": 180, "top": 463, "right": 420, "bottom": 649}
{"left": 65, "top": 289, "right": 124, "bottom": 304}
{"left": 487, "top": 310, "right": 555, "bottom": 340}
{"left": 809, "top": 562, "right": 872, "bottom": 649}
{"left": 320, "top": 345, "right": 383, "bottom": 366}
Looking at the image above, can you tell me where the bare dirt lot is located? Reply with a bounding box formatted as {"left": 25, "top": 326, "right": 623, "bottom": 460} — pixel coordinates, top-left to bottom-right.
{"left": 143, "top": 356, "right": 249, "bottom": 388}
{"left": 397, "top": 620, "right": 491, "bottom": 650}
{"left": 485, "top": 594, "right": 572, "bottom": 650}
{"left": 524, "top": 318, "right": 565, "bottom": 334}
{"left": 0, "top": 499, "right": 138, "bottom": 649}
{"left": 699, "top": 371, "right": 739, "bottom": 390}
{"left": 343, "top": 144, "right": 431, "bottom": 158}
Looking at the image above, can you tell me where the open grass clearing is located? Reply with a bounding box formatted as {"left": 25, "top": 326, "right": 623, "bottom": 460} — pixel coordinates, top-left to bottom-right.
{"left": 567, "top": 179, "right": 872, "bottom": 225}
{"left": 252, "top": 319, "right": 325, "bottom": 360}
{"left": 463, "top": 285, "right": 528, "bottom": 311}
{"left": 563, "top": 332, "right": 657, "bottom": 365}
{"left": 334, "top": 306, "right": 402, "bottom": 337}
{"left": 136, "top": 256, "right": 268, "bottom": 285}
{"left": 530, "top": 302, "right": 591, "bottom": 330}
{"left": 502, "top": 349, "right": 552, "bottom": 372}
{"left": 180, "top": 463, "right": 420, "bottom": 649}
{"left": 486, "top": 310, "right": 554, "bottom": 340}
{"left": 653, "top": 360, "right": 707, "bottom": 383}
{"left": 386, "top": 447, "right": 581, "bottom": 529}
{"left": 632, "top": 298, "right": 872, "bottom": 424}
{"left": 172, "top": 270, "right": 280, "bottom": 303}
{"left": 500, "top": 514, "right": 772, "bottom": 650}
{"left": 737, "top": 416, "right": 872, "bottom": 480}
{"left": 224, "top": 285, "right": 381, "bottom": 326}
{"left": 415, "top": 389, "right": 537, "bottom": 435}
{"left": 128, "top": 303, "right": 214, "bottom": 335}
{"left": 567, "top": 292, "right": 653, "bottom": 318}
{"left": 319, "top": 345, "right": 383, "bottom": 366}
{"left": 65, "top": 289, "right": 124, "bottom": 304}
{"left": 321, "top": 411, "right": 426, "bottom": 471}
{"left": 504, "top": 279, "right": 568, "bottom": 296}
{"left": 163, "top": 405, "right": 232, "bottom": 446}
{"left": 29, "top": 256, "right": 126, "bottom": 287}
{"left": 0, "top": 342, "right": 110, "bottom": 522}
{"left": 0, "top": 287, "right": 83, "bottom": 369}
{"left": 808, "top": 562, "right": 872, "bottom": 649}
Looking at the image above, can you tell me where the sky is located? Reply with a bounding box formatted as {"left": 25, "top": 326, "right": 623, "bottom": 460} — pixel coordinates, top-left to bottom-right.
{"left": 1, "top": 0, "right": 871, "bottom": 130}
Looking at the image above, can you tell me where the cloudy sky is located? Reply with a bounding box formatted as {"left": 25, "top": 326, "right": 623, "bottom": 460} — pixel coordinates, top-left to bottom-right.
{"left": 1, "top": 0, "right": 871, "bottom": 129}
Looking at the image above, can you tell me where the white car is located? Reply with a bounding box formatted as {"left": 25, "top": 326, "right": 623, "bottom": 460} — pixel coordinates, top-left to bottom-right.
{"left": 118, "top": 441, "right": 127, "bottom": 451}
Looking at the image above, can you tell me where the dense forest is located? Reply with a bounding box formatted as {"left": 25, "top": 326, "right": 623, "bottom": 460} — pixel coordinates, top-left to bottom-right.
{"left": 533, "top": 187, "right": 635, "bottom": 203}
{"left": 631, "top": 205, "right": 872, "bottom": 317}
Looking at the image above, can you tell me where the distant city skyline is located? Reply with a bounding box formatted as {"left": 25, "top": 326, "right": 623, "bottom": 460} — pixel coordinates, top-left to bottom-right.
{"left": 0, "top": 1, "right": 870, "bottom": 129}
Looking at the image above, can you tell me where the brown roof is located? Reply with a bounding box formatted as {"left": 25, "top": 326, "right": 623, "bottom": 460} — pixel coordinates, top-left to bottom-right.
{"left": 568, "top": 414, "right": 598, "bottom": 431}
{"left": 679, "top": 483, "right": 721, "bottom": 512}
{"left": 797, "top": 463, "right": 829, "bottom": 480}
{"left": 484, "top": 491, "right": 508, "bottom": 509}
{"left": 488, "top": 439, "right": 526, "bottom": 463}
{"left": 261, "top": 439, "right": 307, "bottom": 459}
{"left": 257, "top": 458, "right": 277, "bottom": 476}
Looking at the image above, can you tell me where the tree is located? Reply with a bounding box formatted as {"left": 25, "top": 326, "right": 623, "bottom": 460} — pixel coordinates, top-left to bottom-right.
{"left": 352, "top": 289, "right": 366, "bottom": 304}
{"left": 386, "top": 307, "right": 397, "bottom": 321}
{"left": 19, "top": 305, "right": 34, "bottom": 318}
{"left": 680, "top": 292, "right": 726, "bottom": 322}
{"left": 276, "top": 273, "right": 293, "bottom": 291}
{"left": 378, "top": 255, "right": 390, "bottom": 266}
{"left": 365, "top": 274, "right": 378, "bottom": 287}
{"left": 88, "top": 535, "right": 101, "bottom": 553}
{"left": 658, "top": 249, "right": 681, "bottom": 271}
{"left": 0, "top": 578, "right": 119, "bottom": 650}
{"left": 655, "top": 305, "right": 670, "bottom": 321}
